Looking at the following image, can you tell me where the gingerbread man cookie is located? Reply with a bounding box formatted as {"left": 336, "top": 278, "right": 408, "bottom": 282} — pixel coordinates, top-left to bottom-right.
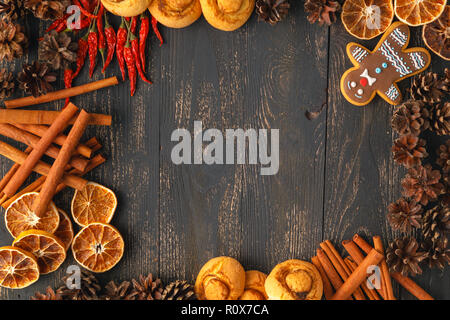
{"left": 341, "top": 22, "right": 431, "bottom": 106}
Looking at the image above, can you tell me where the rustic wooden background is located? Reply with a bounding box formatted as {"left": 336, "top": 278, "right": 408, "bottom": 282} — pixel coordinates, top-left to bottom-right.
{"left": 0, "top": 2, "right": 448, "bottom": 300}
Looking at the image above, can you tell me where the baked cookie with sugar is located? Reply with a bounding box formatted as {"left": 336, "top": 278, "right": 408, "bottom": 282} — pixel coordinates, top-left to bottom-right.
{"left": 341, "top": 22, "right": 431, "bottom": 106}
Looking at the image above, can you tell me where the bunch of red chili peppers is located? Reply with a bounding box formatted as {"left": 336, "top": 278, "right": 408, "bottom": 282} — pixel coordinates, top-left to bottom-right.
{"left": 47, "top": 0, "right": 164, "bottom": 97}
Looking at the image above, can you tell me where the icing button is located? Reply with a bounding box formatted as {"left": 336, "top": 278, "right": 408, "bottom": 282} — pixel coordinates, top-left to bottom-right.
{"left": 360, "top": 78, "right": 368, "bottom": 87}
{"left": 382, "top": 63, "right": 388, "bottom": 68}
{"left": 375, "top": 68, "right": 381, "bottom": 74}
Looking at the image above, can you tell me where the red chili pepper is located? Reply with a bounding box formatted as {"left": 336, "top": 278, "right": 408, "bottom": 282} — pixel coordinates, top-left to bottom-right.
{"left": 139, "top": 13, "right": 149, "bottom": 72}
{"left": 74, "top": 0, "right": 98, "bottom": 19}
{"left": 88, "top": 22, "right": 98, "bottom": 78}
{"left": 131, "top": 16, "right": 137, "bottom": 34}
{"left": 97, "top": 4, "right": 106, "bottom": 68}
{"left": 46, "top": 15, "right": 67, "bottom": 33}
{"left": 72, "top": 32, "right": 89, "bottom": 79}
{"left": 116, "top": 17, "right": 127, "bottom": 81}
{"left": 77, "top": 16, "right": 91, "bottom": 30}
{"left": 78, "top": 0, "right": 90, "bottom": 10}
{"left": 55, "top": 18, "right": 68, "bottom": 32}
{"left": 64, "top": 69, "right": 73, "bottom": 107}
{"left": 124, "top": 40, "right": 137, "bottom": 96}
{"left": 130, "top": 33, "right": 151, "bottom": 84}
{"left": 102, "top": 13, "right": 116, "bottom": 73}
{"left": 151, "top": 16, "right": 163, "bottom": 46}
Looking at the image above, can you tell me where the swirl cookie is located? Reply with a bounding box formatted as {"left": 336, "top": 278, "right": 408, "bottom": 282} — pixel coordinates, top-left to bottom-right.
{"left": 341, "top": 22, "right": 431, "bottom": 106}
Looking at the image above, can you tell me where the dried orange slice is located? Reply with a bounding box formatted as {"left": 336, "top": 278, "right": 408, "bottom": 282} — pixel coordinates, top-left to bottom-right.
{"left": 395, "top": 0, "right": 446, "bottom": 26}
{"left": 342, "top": 0, "right": 394, "bottom": 40}
{"left": 72, "top": 223, "right": 124, "bottom": 273}
{"left": 54, "top": 209, "right": 74, "bottom": 251}
{"left": 5, "top": 192, "right": 59, "bottom": 238}
{"left": 0, "top": 246, "right": 39, "bottom": 289}
{"left": 423, "top": 5, "right": 450, "bottom": 61}
{"left": 71, "top": 182, "right": 117, "bottom": 227}
{"left": 13, "top": 230, "right": 66, "bottom": 274}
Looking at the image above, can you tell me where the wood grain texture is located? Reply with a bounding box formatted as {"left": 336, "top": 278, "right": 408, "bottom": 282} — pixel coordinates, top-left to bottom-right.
{"left": 0, "top": 3, "right": 448, "bottom": 299}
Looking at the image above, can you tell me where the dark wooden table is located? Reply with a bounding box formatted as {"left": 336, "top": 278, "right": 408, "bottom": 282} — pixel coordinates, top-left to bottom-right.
{"left": 0, "top": 3, "right": 448, "bottom": 300}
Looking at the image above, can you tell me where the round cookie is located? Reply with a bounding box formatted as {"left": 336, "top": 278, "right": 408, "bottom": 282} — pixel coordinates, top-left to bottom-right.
{"left": 265, "top": 259, "right": 323, "bottom": 300}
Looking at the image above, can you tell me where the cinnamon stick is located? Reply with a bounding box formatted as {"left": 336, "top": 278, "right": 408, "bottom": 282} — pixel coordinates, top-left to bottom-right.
{"left": 33, "top": 110, "right": 90, "bottom": 217}
{"left": 353, "top": 234, "right": 373, "bottom": 254}
{"left": 0, "top": 147, "right": 31, "bottom": 192}
{"left": 320, "top": 241, "right": 366, "bottom": 300}
{"left": 0, "top": 123, "right": 88, "bottom": 171}
{"left": 373, "top": 236, "right": 395, "bottom": 300}
{"left": 343, "top": 239, "right": 386, "bottom": 299}
{"left": 331, "top": 249, "right": 384, "bottom": 300}
{"left": 1, "top": 176, "right": 45, "bottom": 208}
{"left": 0, "top": 110, "right": 111, "bottom": 126}
{"left": 4, "top": 77, "right": 119, "bottom": 109}
{"left": 1, "top": 103, "right": 79, "bottom": 197}
{"left": 345, "top": 258, "right": 380, "bottom": 300}
{"left": 342, "top": 240, "right": 366, "bottom": 264}
{"left": 311, "top": 256, "right": 334, "bottom": 300}
{"left": 391, "top": 272, "right": 434, "bottom": 300}
{"left": 2, "top": 154, "right": 105, "bottom": 209}
{"left": 54, "top": 154, "right": 106, "bottom": 194}
{"left": 316, "top": 248, "right": 344, "bottom": 291}
{"left": 13, "top": 124, "right": 92, "bottom": 158}
{"left": 0, "top": 140, "right": 86, "bottom": 190}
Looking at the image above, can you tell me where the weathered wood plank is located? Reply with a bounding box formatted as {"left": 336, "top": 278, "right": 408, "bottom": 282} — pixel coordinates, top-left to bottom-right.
{"left": 158, "top": 4, "right": 328, "bottom": 283}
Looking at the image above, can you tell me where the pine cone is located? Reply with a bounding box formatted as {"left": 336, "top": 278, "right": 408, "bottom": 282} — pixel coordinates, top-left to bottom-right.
{"left": 429, "top": 102, "right": 450, "bottom": 136}
{"left": 56, "top": 270, "right": 101, "bottom": 300}
{"left": 304, "top": 0, "right": 341, "bottom": 26}
{"left": 392, "top": 134, "right": 428, "bottom": 168}
{"left": 0, "top": 68, "right": 14, "bottom": 100}
{"left": 24, "top": 0, "right": 69, "bottom": 20}
{"left": 392, "top": 100, "right": 430, "bottom": 136}
{"left": 437, "top": 140, "right": 450, "bottom": 190}
{"left": 0, "top": 17, "right": 27, "bottom": 61}
{"left": 102, "top": 281, "right": 136, "bottom": 300}
{"left": 31, "top": 287, "right": 62, "bottom": 300}
{"left": 256, "top": 0, "right": 290, "bottom": 26}
{"left": 437, "top": 140, "right": 450, "bottom": 173}
{"left": 131, "top": 273, "right": 163, "bottom": 300}
{"left": 17, "top": 61, "right": 57, "bottom": 97}
{"left": 401, "top": 164, "right": 444, "bottom": 206}
{"left": 0, "top": 0, "right": 26, "bottom": 20}
{"left": 386, "top": 237, "right": 428, "bottom": 276}
{"left": 161, "top": 281, "right": 196, "bottom": 300}
{"left": 421, "top": 240, "right": 449, "bottom": 270}
{"left": 422, "top": 203, "right": 449, "bottom": 248}
{"left": 38, "top": 30, "right": 77, "bottom": 70}
{"left": 410, "top": 70, "right": 449, "bottom": 104}
{"left": 387, "top": 197, "right": 422, "bottom": 233}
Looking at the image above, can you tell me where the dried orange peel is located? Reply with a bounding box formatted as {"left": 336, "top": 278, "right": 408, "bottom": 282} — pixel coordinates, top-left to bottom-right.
{"left": 0, "top": 246, "right": 40, "bottom": 289}
{"left": 5, "top": 192, "right": 59, "bottom": 238}
{"left": 71, "top": 182, "right": 117, "bottom": 227}
{"left": 342, "top": 0, "right": 394, "bottom": 40}
{"left": 72, "top": 223, "right": 124, "bottom": 273}
{"left": 13, "top": 230, "right": 66, "bottom": 274}
{"left": 54, "top": 209, "right": 74, "bottom": 251}
{"left": 395, "top": 0, "right": 446, "bottom": 27}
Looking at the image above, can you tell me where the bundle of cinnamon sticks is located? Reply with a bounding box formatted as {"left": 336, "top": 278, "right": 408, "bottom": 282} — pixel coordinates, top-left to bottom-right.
{"left": 0, "top": 102, "right": 109, "bottom": 213}
{"left": 312, "top": 234, "right": 434, "bottom": 300}
{"left": 0, "top": 78, "right": 118, "bottom": 211}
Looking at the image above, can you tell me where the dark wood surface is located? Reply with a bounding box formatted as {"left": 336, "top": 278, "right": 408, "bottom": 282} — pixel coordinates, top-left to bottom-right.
{"left": 0, "top": 2, "right": 448, "bottom": 300}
